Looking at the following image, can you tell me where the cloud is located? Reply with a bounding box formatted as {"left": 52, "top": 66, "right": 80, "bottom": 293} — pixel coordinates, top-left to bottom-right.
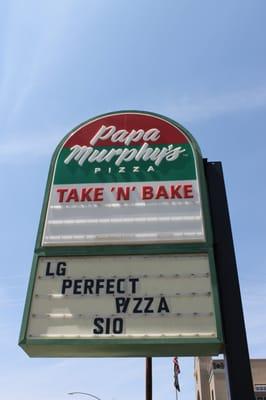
{"left": 1, "top": 85, "right": 266, "bottom": 165}
{"left": 0, "top": 274, "right": 25, "bottom": 279}
{"left": 0, "top": 287, "right": 24, "bottom": 308}
{"left": 167, "top": 86, "right": 266, "bottom": 123}
{"left": 0, "top": 1, "right": 76, "bottom": 126}
{"left": 242, "top": 280, "right": 266, "bottom": 355}
{"left": 0, "top": 131, "right": 63, "bottom": 164}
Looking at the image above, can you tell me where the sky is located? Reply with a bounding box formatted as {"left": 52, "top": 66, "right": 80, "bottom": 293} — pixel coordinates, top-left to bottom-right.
{"left": 0, "top": 0, "right": 266, "bottom": 399}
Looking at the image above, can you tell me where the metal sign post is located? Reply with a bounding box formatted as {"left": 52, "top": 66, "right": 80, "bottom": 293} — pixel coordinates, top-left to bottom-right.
{"left": 204, "top": 160, "right": 255, "bottom": 400}
{"left": 146, "top": 357, "right": 152, "bottom": 400}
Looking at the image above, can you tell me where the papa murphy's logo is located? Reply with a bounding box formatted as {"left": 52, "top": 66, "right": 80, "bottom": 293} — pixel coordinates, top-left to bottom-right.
{"left": 64, "top": 125, "right": 186, "bottom": 168}
{"left": 54, "top": 113, "right": 196, "bottom": 184}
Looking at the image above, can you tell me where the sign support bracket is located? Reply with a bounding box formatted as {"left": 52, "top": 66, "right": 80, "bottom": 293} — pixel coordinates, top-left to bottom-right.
{"left": 204, "top": 160, "right": 255, "bottom": 400}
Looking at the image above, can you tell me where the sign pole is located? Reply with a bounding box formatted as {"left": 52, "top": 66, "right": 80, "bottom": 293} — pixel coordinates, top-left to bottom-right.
{"left": 204, "top": 160, "right": 255, "bottom": 400}
{"left": 146, "top": 357, "right": 152, "bottom": 400}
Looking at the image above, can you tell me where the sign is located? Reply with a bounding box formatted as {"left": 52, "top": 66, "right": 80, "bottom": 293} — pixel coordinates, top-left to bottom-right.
{"left": 42, "top": 112, "right": 205, "bottom": 246}
{"left": 25, "top": 254, "right": 218, "bottom": 356}
{"left": 19, "top": 111, "right": 223, "bottom": 357}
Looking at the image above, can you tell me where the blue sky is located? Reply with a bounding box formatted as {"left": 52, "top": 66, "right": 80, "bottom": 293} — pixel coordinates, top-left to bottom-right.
{"left": 0, "top": 1, "right": 266, "bottom": 399}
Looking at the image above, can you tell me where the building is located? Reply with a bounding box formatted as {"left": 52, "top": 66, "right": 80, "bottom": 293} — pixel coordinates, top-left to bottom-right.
{"left": 194, "top": 357, "right": 266, "bottom": 400}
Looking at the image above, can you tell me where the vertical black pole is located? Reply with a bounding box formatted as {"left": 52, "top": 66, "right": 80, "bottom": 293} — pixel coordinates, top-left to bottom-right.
{"left": 146, "top": 357, "right": 152, "bottom": 400}
{"left": 204, "top": 160, "right": 255, "bottom": 400}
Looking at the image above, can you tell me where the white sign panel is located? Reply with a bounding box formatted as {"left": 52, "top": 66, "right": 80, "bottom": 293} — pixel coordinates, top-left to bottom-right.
{"left": 27, "top": 254, "right": 217, "bottom": 340}
{"left": 43, "top": 181, "right": 204, "bottom": 246}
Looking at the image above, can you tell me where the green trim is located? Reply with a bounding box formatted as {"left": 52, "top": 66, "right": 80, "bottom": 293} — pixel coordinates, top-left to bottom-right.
{"left": 36, "top": 243, "right": 209, "bottom": 256}
{"left": 208, "top": 249, "right": 223, "bottom": 343}
{"left": 20, "top": 338, "right": 223, "bottom": 358}
{"left": 197, "top": 156, "right": 214, "bottom": 246}
{"left": 19, "top": 253, "right": 40, "bottom": 344}
{"left": 195, "top": 157, "right": 223, "bottom": 341}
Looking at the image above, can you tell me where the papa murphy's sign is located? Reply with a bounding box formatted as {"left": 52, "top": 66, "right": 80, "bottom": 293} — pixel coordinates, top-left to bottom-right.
{"left": 19, "top": 111, "right": 223, "bottom": 357}
{"left": 42, "top": 111, "right": 205, "bottom": 246}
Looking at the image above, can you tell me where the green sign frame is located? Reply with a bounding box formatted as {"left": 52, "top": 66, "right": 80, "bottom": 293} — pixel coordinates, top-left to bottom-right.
{"left": 19, "top": 111, "right": 223, "bottom": 357}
